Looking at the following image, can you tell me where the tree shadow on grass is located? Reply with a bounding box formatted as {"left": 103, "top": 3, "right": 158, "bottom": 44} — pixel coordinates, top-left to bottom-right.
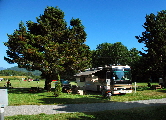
{"left": 52, "top": 100, "right": 166, "bottom": 120}
{"left": 156, "top": 89, "right": 166, "bottom": 93}
{"left": 85, "top": 90, "right": 102, "bottom": 95}
{"left": 38, "top": 94, "right": 112, "bottom": 105}
{"left": 7, "top": 88, "right": 29, "bottom": 94}
{"left": 64, "top": 105, "right": 166, "bottom": 120}
{"left": 7, "top": 88, "right": 47, "bottom": 94}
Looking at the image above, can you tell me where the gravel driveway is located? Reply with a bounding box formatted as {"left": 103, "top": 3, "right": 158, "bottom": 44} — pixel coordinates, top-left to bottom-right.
{"left": 4, "top": 98, "right": 166, "bottom": 116}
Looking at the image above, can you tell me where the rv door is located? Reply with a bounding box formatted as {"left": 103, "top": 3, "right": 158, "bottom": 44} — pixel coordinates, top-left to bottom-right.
{"left": 106, "top": 71, "right": 111, "bottom": 85}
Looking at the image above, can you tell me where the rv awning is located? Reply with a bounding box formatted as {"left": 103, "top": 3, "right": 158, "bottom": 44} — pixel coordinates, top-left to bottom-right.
{"left": 74, "top": 70, "right": 100, "bottom": 77}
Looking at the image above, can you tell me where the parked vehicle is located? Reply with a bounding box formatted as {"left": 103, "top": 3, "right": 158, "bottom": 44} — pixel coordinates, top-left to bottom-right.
{"left": 104, "top": 65, "right": 132, "bottom": 94}
{"left": 59, "top": 79, "right": 71, "bottom": 93}
{"left": 75, "top": 65, "right": 132, "bottom": 95}
{"left": 33, "top": 79, "right": 40, "bottom": 81}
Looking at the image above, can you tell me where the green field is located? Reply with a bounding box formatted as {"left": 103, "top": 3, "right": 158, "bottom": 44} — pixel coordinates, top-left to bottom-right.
{"left": 1, "top": 80, "right": 166, "bottom": 119}
{"left": 0, "top": 79, "right": 158, "bottom": 89}
{"left": 0, "top": 79, "right": 77, "bottom": 88}
{"left": 0, "top": 80, "right": 165, "bottom": 106}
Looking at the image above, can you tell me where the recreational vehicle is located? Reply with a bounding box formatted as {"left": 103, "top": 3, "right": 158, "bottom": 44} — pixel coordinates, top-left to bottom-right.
{"left": 75, "top": 65, "right": 132, "bottom": 94}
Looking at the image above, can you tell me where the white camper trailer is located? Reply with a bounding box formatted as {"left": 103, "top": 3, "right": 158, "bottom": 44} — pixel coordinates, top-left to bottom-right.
{"left": 74, "top": 69, "right": 103, "bottom": 91}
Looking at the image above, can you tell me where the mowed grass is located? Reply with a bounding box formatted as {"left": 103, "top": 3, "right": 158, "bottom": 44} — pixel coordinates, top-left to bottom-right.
{"left": 5, "top": 105, "right": 166, "bottom": 120}
{"left": 7, "top": 88, "right": 109, "bottom": 105}
{"left": 0, "top": 79, "right": 48, "bottom": 88}
{"left": 0, "top": 79, "right": 156, "bottom": 89}
{"left": 1, "top": 80, "right": 108, "bottom": 105}
{"left": 2, "top": 80, "right": 166, "bottom": 119}
{"left": 7, "top": 88, "right": 166, "bottom": 106}
{"left": 0, "top": 79, "right": 77, "bottom": 88}
{"left": 1, "top": 80, "right": 166, "bottom": 106}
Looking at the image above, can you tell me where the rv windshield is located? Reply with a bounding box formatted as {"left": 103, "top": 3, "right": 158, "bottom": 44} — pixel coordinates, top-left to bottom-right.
{"left": 113, "top": 70, "right": 131, "bottom": 80}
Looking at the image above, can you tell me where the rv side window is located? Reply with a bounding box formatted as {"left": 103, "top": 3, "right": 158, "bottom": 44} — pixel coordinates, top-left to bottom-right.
{"left": 80, "top": 77, "right": 85, "bottom": 82}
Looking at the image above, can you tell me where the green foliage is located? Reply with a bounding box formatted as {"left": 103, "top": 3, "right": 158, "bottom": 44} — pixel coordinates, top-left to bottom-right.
{"left": 54, "top": 74, "right": 62, "bottom": 97}
{"left": 91, "top": 42, "right": 140, "bottom": 67}
{"left": 91, "top": 42, "right": 143, "bottom": 82}
{"left": 136, "top": 10, "right": 166, "bottom": 80}
{"left": 0, "top": 69, "right": 28, "bottom": 76}
{"left": 54, "top": 81, "right": 62, "bottom": 97}
{"left": 4, "top": 6, "right": 91, "bottom": 90}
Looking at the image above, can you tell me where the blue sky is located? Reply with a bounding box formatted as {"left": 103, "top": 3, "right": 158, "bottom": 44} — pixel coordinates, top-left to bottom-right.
{"left": 0, "top": 0, "right": 166, "bottom": 68}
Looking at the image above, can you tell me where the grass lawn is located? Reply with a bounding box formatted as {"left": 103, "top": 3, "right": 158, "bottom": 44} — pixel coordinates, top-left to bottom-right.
{"left": 5, "top": 105, "right": 166, "bottom": 120}
{"left": 0, "top": 80, "right": 49, "bottom": 88}
{"left": 7, "top": 88, "right": 166, "bottom": 105}
{"left": 0, "top": 79, "right": 77, "bottom": 88}
{"left": 7, "top": 88, "right": 109, "bottom": 105}
{"left": 1, "top": 80, "right": 166, "bottom": 119}
{"left": 0, "top": 80, "right": 166, "bottom": 105}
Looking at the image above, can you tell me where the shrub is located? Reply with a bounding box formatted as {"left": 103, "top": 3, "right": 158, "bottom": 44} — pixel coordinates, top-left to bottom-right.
{"left": 54, "top": 74, "right": 62, "bottom": 97}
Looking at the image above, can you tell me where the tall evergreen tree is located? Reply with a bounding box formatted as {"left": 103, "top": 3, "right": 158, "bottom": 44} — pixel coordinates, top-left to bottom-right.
{"left": 4, "top": 7, "right": 91, "bottom": 90}
{"left": 136, "top": 10, "right": 166, "bottom": 84}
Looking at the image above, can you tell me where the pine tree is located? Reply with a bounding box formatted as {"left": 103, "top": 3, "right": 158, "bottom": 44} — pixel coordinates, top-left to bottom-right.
{"left": 136, "top": 10, "right": 166, "bottom": 84}
{"left": 4, "top": 7, "right": 91, "bottom": 91}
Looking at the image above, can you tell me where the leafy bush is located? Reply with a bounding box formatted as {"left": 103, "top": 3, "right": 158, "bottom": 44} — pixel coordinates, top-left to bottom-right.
{"left": 54, "top": 74, "right": 62, "bottom": 97}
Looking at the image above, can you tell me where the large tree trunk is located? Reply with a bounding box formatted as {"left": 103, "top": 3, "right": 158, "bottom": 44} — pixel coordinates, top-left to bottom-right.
{"left": 44, "top": 73, "right": 59, "bottom": 91}
{"left": 41, "top": 71, "right": 59, "bottom": 91}
{"left": 44, "top": 80, "right": 52, "bottom": 92}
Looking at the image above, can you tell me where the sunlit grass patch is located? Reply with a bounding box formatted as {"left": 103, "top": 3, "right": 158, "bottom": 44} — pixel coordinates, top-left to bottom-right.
{"left": 8, "top": 88, "right": 166, "bottom": 106}
{"left": 2, "top": 81, "right": 166, "bottom": 105}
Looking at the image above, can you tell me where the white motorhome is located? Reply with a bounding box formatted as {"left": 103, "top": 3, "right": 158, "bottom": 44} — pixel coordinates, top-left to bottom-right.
{"left": 74, "top": 65, "right": 132, "bottom": 94}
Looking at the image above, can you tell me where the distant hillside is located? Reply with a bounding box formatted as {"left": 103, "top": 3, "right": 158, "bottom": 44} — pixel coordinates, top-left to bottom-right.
{"left": 0, "top": 67, "right": 6, "bottom": 70}
{"left": 6, "top": 66, "right": 42, "bottom": 76}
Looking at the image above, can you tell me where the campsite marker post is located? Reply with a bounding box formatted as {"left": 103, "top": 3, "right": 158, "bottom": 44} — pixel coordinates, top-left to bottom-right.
{"left": 0, "top": 89, "right": 8, "bottom": 120}
{"left": 134, "top": 82, "right": 136, "bottom": 93}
